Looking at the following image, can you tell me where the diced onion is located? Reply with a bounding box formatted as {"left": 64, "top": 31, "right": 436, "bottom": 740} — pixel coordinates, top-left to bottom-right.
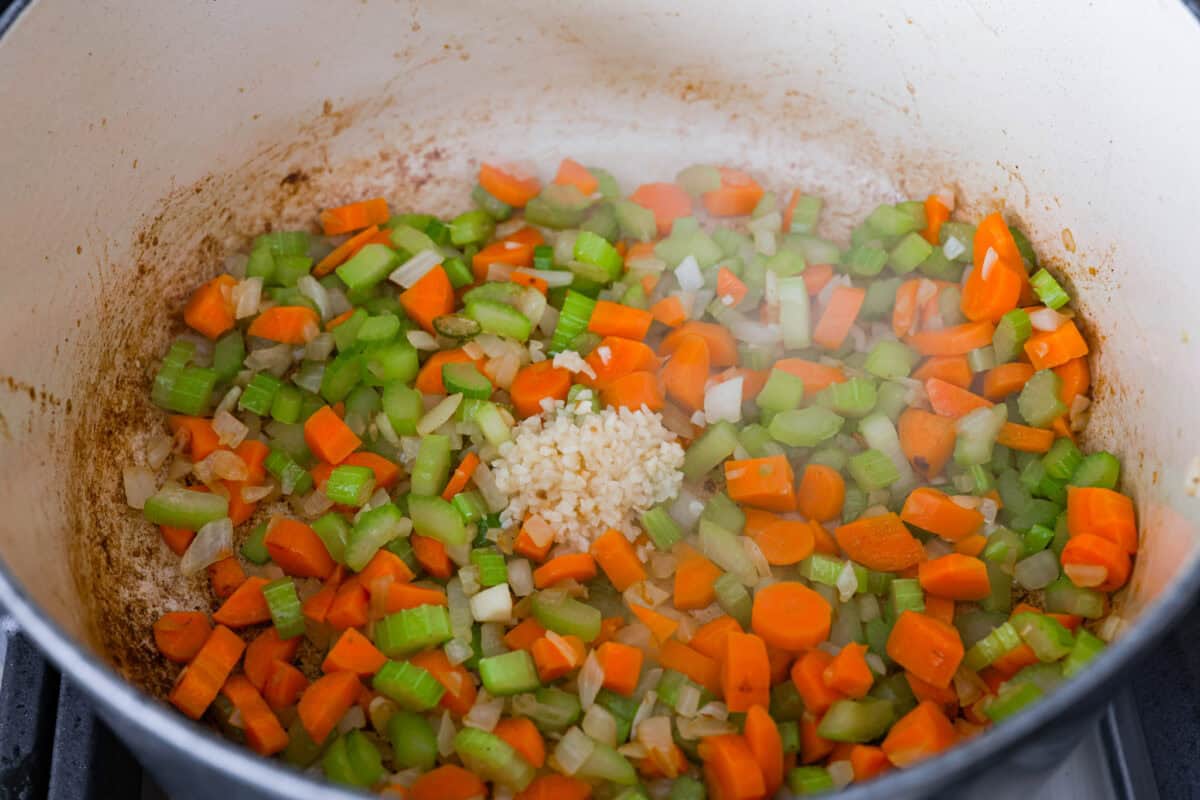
{"left": 299, "top": 489, "right": 334, "bottom": 519}
{"left": 674, "top": 255, "right": 704, "bottom": 292}
{"left": 1098, "top": 614, "right": 1126, "bottom": 642}
{"left": 1014, "top": 549, "right": 1060, "bottom": 589}
{"left": 866, "top": 652, "right": 887, "bottom": 675}
{"left": 554, "top": 727, "right": 596, "bottom": 776}
{"left": 836, "top": 561, "right": 859, "bottom": 602}
{"left": 487, "top": 262, "right": 515, "bottom": 283}
{"left": 337, "top": 705, "right": 367, "bottom": 734}
{"left": 636, "top": 715, "right": 674, "bottom": 759}
{"left": 676, "top": 684, "right": 701, "bottom": 717}
{"left": 194, "top": 450, "right": 248, "bottom": 483}
{"left": 632, "top": 687, "right": 659, "bottom": 732}
{"left": 305, "top": 332, "right": 335, "bottom": 362}
{"left": 1063, "top": 562, "right": 1107, "bottom": 588}
{"left": 582, "top": 704, "right": 618, "bottom": 747}
{"left": 943, "top": 236, "right": 966, "bottom": 261}
{"left": 214, "top": 386, "right": 242, "bottom": 418}
{"left": 513, "top": 267, "right": 574, "bottom": 288}
{"left": 704, "top": 377, "right": 743, "bottom": 424}
{"left": 538, "top": 305, "right": 559, "bottom": 337}
{"left": 444, "top": 638, "right": 473, "bottom": 665}
{"left": 389, "top": 250, "right": 442, "bottom": 288}
{"left": 1029, "top": 307, "right": 1068, "bottom": 332}
{"left": 241, "top": 483, "right": 273, "bottom": 503}
{"left": 471, "top": 461, "right": 508, "bottom": 513}
{"left": 953, "top": 667, "right": 988, "bottom": 707}
{"left": 677, "top": 716, "right": 736, "bottom": 739}
{"left": 508, "top": 559, "right": 534, "bottom": 597}
{"left": 522, "top": 515, "right": 556, "bottom": 548}
{"left": 122, "top": 466, "right": 158, "bottom": 509}
{"left": 297, "top": 276, "right": 331, "bottom": 319}
{"left": 469, "top": 584, "right": 513, "bottom": 623}
{"left": 180, "top": 517, "right": 233, "bottom": 575}
{"left": 828, "top": 761, "right": 854, "bottom": 790}
{"left": 436, "top": 711, "right": 457, "bottom": 757}
{"left": 244, "top": 343, "right": 293, "bottom": 376}
{"left": 212, "top": 410, "right": 248, "bottom": 448}
{"left": 417, "top": 394, "right": 463, "bottom": 436}
{"left": 406, "top": 330, "right": 439, "bottom": 351}
{"left": 753, "top": 229, "right": 777, "bottom": 256}
{"left": 233, "top": 277, "right": 263, "bottom": 319}
{"left": 578, "top": 651, "right": 604, "bottom": 709}
{"left": 463, "top": 690, "right": 504, "bottom": 731}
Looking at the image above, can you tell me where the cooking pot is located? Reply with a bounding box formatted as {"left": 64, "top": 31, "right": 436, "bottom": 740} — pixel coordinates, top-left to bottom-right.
{"left": 1, "top": 0, "right": 1199, "bottom": 797}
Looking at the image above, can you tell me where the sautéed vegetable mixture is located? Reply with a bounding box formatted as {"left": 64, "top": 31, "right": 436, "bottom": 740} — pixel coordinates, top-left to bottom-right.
{"left": 126, "top": 158, "right": 1136, "bottom": 797}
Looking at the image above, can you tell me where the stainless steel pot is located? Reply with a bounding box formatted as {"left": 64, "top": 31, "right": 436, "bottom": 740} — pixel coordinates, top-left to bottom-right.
{"left": 1, "top": 1, "right": 1199, "bottom": 797}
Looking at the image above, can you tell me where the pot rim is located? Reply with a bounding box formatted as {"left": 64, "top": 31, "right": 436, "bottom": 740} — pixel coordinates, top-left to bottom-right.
{"left": 2, "top": 0, "right": 1200, "bottom": 796}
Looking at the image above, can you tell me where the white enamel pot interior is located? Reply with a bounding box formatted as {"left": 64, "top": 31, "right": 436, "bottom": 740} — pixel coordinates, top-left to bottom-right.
{"left": 1, "top": 1, "right": 1199, "bottom": 798}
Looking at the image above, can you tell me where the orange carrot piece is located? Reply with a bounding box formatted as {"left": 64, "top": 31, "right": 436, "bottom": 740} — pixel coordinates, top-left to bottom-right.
{"left": 918, "top": 554, "right": 992, "bottom": 600}
{"left": 167, "top": 415, "right": 223, "bottom": 461}
{"left": 661, "top": 333, "right": 710, "bottom": 411}
{"left": 246, "top": 305, "right": 320, "bottom": 345}
{"left": 898, "top": 408, "right": 957, "bottom": 478}
{"left": 553, "top": 158, "right": 598, "bottom": 196}
{"left": 797, "top": 463, "right": 846, "bottom": 522}
{"left": 699, "top": 734, "right": 767, "bottom": 800}
{"left": 1062, "top": 533, "right": 1131, "bottom": 592}
{"left": 997, "top": 421, "right": 1056, "bottom": 453}
{"left": 921, "top": 195, "right": 951, "bottom": 245}
{"left": 850, "top": 744, "right": 892, "bottom": 781}
{"left": 400, "top": 265, "right": 454, "bottom": 334}
{"left": 799, "top": 715, "right": 835, "bottom": 764}
{"left": 298, "top": 671, "right": 363, "bottom": 746}
{"left": 714, "top": 267, "right": 749, "bottom": 308}
{"left": 790, "top": 650, "right": 844, "bottom": 716}
{"left": 703, "top": 168, "right": 765, "bottom": 217}
{"left": 674, "top": 553, "right": 723, "bottom": 610}
{"left": 590, "top": 528, "right": 648, "bottom": 591}
{"left": 961, "top": 258, "right": 1023, "bottom": 323}
{"left": 900, "top": 486, "right": 984, "bottom": 541}
{"left": 801, "top": 262, "right": 836, "bottom": 296}
{"left": 302, "top": 566, "right": 344, "bottom": 625}
{"left": 533, "top": 553, "right": 597, "bottom": 589}
{"left": 471, "top": 227, "right": 544, "bottom": 280}
{"left": 725, "top": 455, "right": 797, "bottom": 512}
{"left": 509, "top": 361, "right": 572, "bottom": 418}
{"left": 924, "top": 594, "right": 956, "bottom": 626}
{"left": 912, "top": 355, "right": 973, "bottom": 390}
{"left": 886, "top": 611, "right": 964, "bottom": 689}
{"left": 531, "top": 634, "right": 587, "bottom": 682}
{"left": 1055, "top": 356, "right": 1091, "bottom": 403}
{"left": 183, "top": 275, "right": 237, "bottom": 340}
{"left": 926, "top": 377, "right": 992, "bottom": 419}
{"left": 881, "top": 701, "right": 956, "bottom": 767}
{"left": 168, "top": 625, "right": 245, "bottom": 720}
{"left": 773, "top": 358, "right": 847, "bottom": 395}
{"left": 658, "top": 640, "right": 721, "bottom": 693}
{"left": 322, "top": 628, "right": 387, "bottom": 677}
{"left": 265, "top": 517, "right": 336, "bottom": 579}
{"left": 813, "top": 286, "right": 866, "bottom": 350}
{"left": 904, "top": 670, "right": 958, "bottom": 708}
{"left": 516, "top": 774, "right": 592, "bottom": 800}
{"left": 213, "top": 577, "right": 272, "bottom": 628}
{"left": 588, "top": 300, "right": 654, "bottom": 341}
{"left": 721, "top": 632, "right": 771, "bottom": 712}
{"left": 954, "top": 534, "right": 988, "bottom": 558}
{"left": 744, "top": 705, "right": 784, "bottom": 795}
{"left": 207, "top": 557, "right": 246, "bottom": 600}
{"left": 384, "top": 583, "right": 448, "bottom": 613}
{"left": 314, "top": 224, "right": 382, "bottom": 277}
{"left": 245, "top": 627, "right": 301, "bottom": 690}
{"left": 1067, "top": 486, "right": 1137, "bottom": 553}
{"left": 262, "top": 660, "right": 309, "bottom": 710}
{"left": 906, "top": 321, "right": 996, "bottom": 356}
{"left": 752, "top": 582, "right": 832, "bottom": 652}
{"left": 154, "top": 611, "right": 213, "bottom": 664}
{"left": 982, "top": 362, "right": 1035, "bottom": 400}
{"left": 650, "top": 295, "right": 687, "bottom": 327}
{"left": 303, "top": 405, "right": 361, "bottom": 466}
{"left": 319, "top": 198, "right": 388, "bottom": 236}
{"left": 597, "top": 641, "right": 644, "bottom": 696}
{"left": 408, "top": 649, "right": 478, "bottom": 716}
{"left": 339, "top": 451, "right": 401, "bottom": 490}
{"left": 629, "top": 182, "right": 692, "bottom": 236}
{"left": 441, "top": 452, "right": 481, "bottom": 500}
{"left": 324, "top": 578, "right": 369, "bottom": 629}
{"left": 583, "top": 336, "right": 659, "bottom": 389}
{"left": 600, "top": 370, "right": 663, "bottom": 412}
{"left": 1025, "top": 320, "right": 1089, "bottom": 370}
{"left": 513, "top": 521, "right": 554, "bottom": 563}
{"left": 479, "top": 163, "right": 541, "bottom": 208}
{"left": 628, "top": 603, "right": 680, "bottom": 645}
{"left": 689, "top": 616, "right": 743, "bottom": 661}
{"left": 220, "top": 674, "right": 289, "bottom": 756}
{"left": 972, "top": 212, "right": 1022, "bottom": 266}
{"left": 660, "top": 322, "right": 739, "bottom": 367}
{"left": 835, "top": 513, "right": 925, "bottom": 571}
{"left": 494, "top": 716, "right": 547, "bottom": 768}
{"left": 823, "top": 642, "right": 874, "bottom": 698}
{"left": 504, "top": 618, "right": 548, "bottom": 652}
{"left": 750, "top": 518, "right": 815, "bottom": 566}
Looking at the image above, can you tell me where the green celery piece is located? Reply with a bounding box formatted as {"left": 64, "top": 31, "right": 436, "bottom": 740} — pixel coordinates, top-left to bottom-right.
{"left": 411, "top": 434, "right": 451, "bottom": 496}
{"left": 408, "top": 495, "right": 468, "bottom": 546}
{"left": 985, "top": 682, "right": 1043, "bottom": 723}
{"left": 449, "top": 209, "right": 495, "bottom": 247}
{"left": 335, "top": 243, "right": 398, "bottom": 293}
{"left": 212, "top": 331, "right": 245, "bottom": 382}
{"left": 262, "top": 578, "right": 305, "bottom": 639}
{"left": 531, "top": 591, "right": 602, "bottom": 641}
{"left": 312, "top": 513, "right": 350, "bottom": 564}
{"left": 478, "top": 650, "right": 541, "bottom": 697}
{"left": 382, "top": 383, "right": 423, "bottom": 435}
{"left": 768, "top": 407, "right": 844, "bottom": 447}
{"left": 1011, "top": 611, "right": 1075, "bottom": 661}
{"left": 374, "top": 660, "right": 445, "bottom": 710}
{"left": 240, "top": 522, "right": 270, "bottom": 564}
{"left": 889, "top": 231, "right": 933, "bottom": 274}
{"left": 388, "top": 711, "right": 438, "bottom": 770}
{"left": 374, "top": 605, "right": 453, "bottom": 657}
{"left": 640, "top": 505, "right": 683, "bottom": 550}
{"left": 143, "top": 486, "right": 228, "bottom": 530}
{"left": 466, "top": 299, "right": 532, "bottom": 341}
{"left": 683, "top": 421, "right": 739, "bottom": 480}
{"left": 817, "top": 378, "right": 878, "bottom": 418}
{"left": 756, "top": 368, "right": 805, "bottom": 412}
{"left": 1069, "top": 452, "right": 1120, "bottom": 489}
{"left": 1017, "top": 369, "right": 1066, "bottom": 427}
{"left": 322, "top": 730, "right": 384, "bottom": 788}
{"left": 320, "top": 352, "right": 363, "bottom": 403}
{"left": 454, "top": 727, "right": 536, "bottom": 790}
{"left": 816, "top": 698, "right": 895, "bottom": 742}
{"left": 325, "top": 465, "right": 375, "bottom": 506}
{"left": 345, "top": 502, "right": 408, "bottom": 570}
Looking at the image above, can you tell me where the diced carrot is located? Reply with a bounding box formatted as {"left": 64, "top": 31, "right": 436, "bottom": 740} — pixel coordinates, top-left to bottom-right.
{"left": 850, "top": 744, "right": 893, "bottom": 781}
{"left": 400, "top": 265, "right": 454, "bottom": 334}
{"left": 319, "top": 198, "right": 388, "bottom": 236}
{"left": 504, "top": 618, "right": 547, "bottom": 652}
{"left": 533, "top": 553, "right": 597, "bottom": 589}
{"left": 213, "top": 577, "right": 272, "bottom": 628}
{"left": 167, "top": 415, "right": 223, "bottom": 461}
{"left": 802, "top": 263, "right": 836, "bottom": 296}
{"left": 921, "top": 195, "right": 951, "bottom": 245}
{"left": 494, "top": 716, "right": 547, "bottom": 768}
{"left": 661, "top": 333, "right": 710, "bottom": 412}
{"left": 926, "top": 377, "right": 992, "bottom": 419}
{"left": 835, "top": 513, "right": 924, "bottom": 571}
{"left": 597, "top": 641, "right": 644, "bottom": 696}
{"left": 1067, "top": 486, "right": 1137, "bottom": 553}
{"left": 906, "top": 321, "right": 996, "bottom": 356}
{"left": 583, "top": 336, "right": 659, "bottom": 390}
{"left": 298, "top": 671, "right": 363, "bottom": 745}
{"left": 479, "top": 163, "right": 541, "bottom": 208}
{"left": 912, "top": 355, "right": 973, "bottom": 390}
{"left": 897, "top": 408, "right": 958, "bottom": 478}
{"left": 246, "top": 306, "right": 320, "bottom": 345}
{"left": 725, "top": 455, "right": 797, "bottom": 512}
{"left": 600, "top": 370, "right": 663, "bottom": 412}
{"left": 918, "top": 554, "right": 992, "bottom": 600}
{"left": 699, "top": 734, "right": 766, "bottom": 800}
{"left": 689, "top": 616, "right": 743, "bottom": 661}
{"left": 743, "top": 705, "right": 785, "bottom": 795}
{"left": 153, "top": 611, "right": 213, "bottom": 664}
{"left": 415, "top": 349, "right": 479, "bottom": 395}
{"left": 553, "top": 158, "right": 598, "bottom": 196}
{"left": 509, "top": 361, "right": 572, "bottom": 418}
{"left": 264, "top": 517, "right": 336, "bottom": 579}
{"left": 658, "top": 641, "right": 720, "bottom": 693}
{"left": 673, "top": 553, "right": 723, "bottom": 610}
{"left": 590, "top": 528, "right": 647, "bottom": 591}
{"left": 797, "top": 464, "right": 845, "bottom": 522}
{"left": 629, "top": 182, "right": 692, "bottom": 236}
{"left": 660, "top": 322, "right": 739, "bottom": 367}
{"left": 303, "top": 405, "right": 361, "bottom": 465}
{"left": 1062, "top": 533, "right": 1132, "bottom": 592}
{"left": 749, "top": 518, "right": 815, "bottom": 566}
{"left": 997, "top": 422, "right": 1056, "bottom": 453}
{"left": 411, "top": 534, "right": 454, "bottom": 579}
{"left": 322, "top": 628, "right": 387, "bottom": 677}
{"left": 325, "top": 578, "right": 369, "bottom": 629}
{"left": 881, "top": 701, "right": 957, "bottom": 767}
{"left": 1025, "top": 320, "right": 1089, "bottom": 370}
{"left": 823, "top": 642, "right": 874, "bottom": 698}
{"left": 703, "top": 168, "right": 764, "bottom": 217}
{"left": 886, "top": 610, "right": 964, "bottom": 689}
{"left": 752, "top": 582, "right": 832, "bottom": 652}
{"left": 384, "top": 584, "right": 448, "bottom": 613}
{"left": 207, "top": 557, "right": 246, "bottom": 600}
{"left": 628, "top": 603, "right": 680, "bottom": 645}
{"left": 515, "top": 774, "right": 592, "bottom": 800}
{"left": 339, "top": 451, "right": 401, "bottom": 490}
{"left": 514, "top": 522, "right": 554, "bottom": 563}
{"left": 168, "top": 625, "right": 245, "bottom": 720}
{"left": 924, "top": 595, "right": 956, "bottom": 625}
{"left": 813, "top": 286, "right": 866, "bottom": 350}
{"left": 800, "top": 715, "right": 835, "bottom": 764}
{"left": 650, "top": 295, "right": 687, "bottom": 327}
{"left": 408, "top": 649, "right": 478, "bottom": 716}
{"left": 721, "top": 632, "right": 771, "bottom": 712}
{"left": 773, "top": 358, "right": 846, "bottom": 395}
{"left": 716, "top": 266, "right": 748, "bottom": 307}
{"left": 441, "top": 452, "right": 481, "bottom": 501}
{"left": 220, "top": 674, "right": 289, "bottom": 756}
{"left": 244, "top": 627, "right": 301, "bottom": 690}
{"left": 983, "top": 362, "right": 1035, "bottom": 400}
{"left": 588, "top": 300, "right": 654, "bottom": 341}
{"left": 183, "top": 275, "right": 237, "bottom": 340}
{"left": 900, "top": 487, "right": 984, "bottom": 541}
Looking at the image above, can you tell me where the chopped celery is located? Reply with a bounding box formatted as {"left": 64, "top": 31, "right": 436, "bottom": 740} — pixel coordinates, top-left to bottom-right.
{"left": 875, "top": 380, "right": 910, "bottom": 421}
{"left": 374, "top": 660, "right": 445, "bottom": 710}
{"left": 388, "top": 710, "right": 438, "bottom": 770}
{"left": 240, "top": 522, "right": 270, "bottom": 565}
{"left": 713, "top": 572, "right": 752, "bottom": 627}
{"left": 472, "top": 184, "right": 513, "bottom": 221}
{"left": 768, "top": 407, "right": 844, "bottom": 447}
{"left": 1030, "top": 268, "right": 1070, "bottom": 309}
{"left": 817, "top": 378, "right": 878, "bottom": 418}
{"left": 700, "top": 522, "right": 755, "bottom": 582}
{"left": 1062, "top": 629, "right": 1106, "bottom": 677}
{"left": 531, "top": 591, "right": 602, "bottom": 642}
{"left": 478, "top": 650, "right": 541, "bottom": 696}
{"left": 411, "top": 434, "right": 451, "bottom": 496}
{"left": 526, "top": 185, "right": 591, "bottom": 229}
{"left": 614, "top": 199, "right": 657, "bottom": 242}
{"left": 788, "top": 195, "right": 823, "bottom": 234}
{"left": 669, "top": 776, "right": 708, "bottom": 800}
{"left": 262, "top": 578, "right": 305, "bottom": 639}
{"left": 320, "top": 353, "right": 363, "bottom": 403}
{"left": 756, "top": 368, "right": 805, "bottom": 412}
{"left": 965, "top": 621, "right": 1021, "bottom": 671}
{"left": 336, "top": 243, "right": 398, "bottom": 294}
{"left": 1017, "top": 369, "right": 1066, "bottom": 428}
{"left": 356, "top": 314, "right": 401, "bottom": 344}
{"left": 993, "top": 309, "right": 1032, "bottom": 364}
{"left": 1043, "top": 437, "right": 1083, "bottom": 480}
{"left": 846, "top": 244, "right": 888, "bottom": 277}
{"left": 889, "top": 232, "right": 933, "bottom": 273}
{"left": 1070, "top": 451, "right": 1120, "bottom": 489}
{"left": 817, "top": 698, "right": 895, "bottom": 742}
{"left": 985, "top": 682, "right": 1043, "bottom": 723}
{"left": 471, "top": 548, "right": 508, "bottom": 587}
{"left": 473, "top": 402, "right": 513, "bottom": 446}
{"left": 849, "top": 448, "right": 900, "bottom": 491}
{"left": 454, "top": 728, "right": 536, "bottom": 791}
{"left": 382, "top": 382, "right": 423, "bottom": 435}
{"left": 778, "top": 276, "right": 811, "bottom": 349}
{"left": 331, "top": 309, "right": 369, "bottom": 351}
{"left": 550, "top": 290, "right": 597, "bottom": 353}
{"left": 1022, "top": 524, "right": 1057, "bottom": 557}
{"left": 864, "top": 340, "right": 916, "bottom": 379}
{"left": 143, "top": 486, "right": 228, "bottom": 530}
{"left": 390, "top": 224, "right": 438, "bottom": 255}
{"left": 788, "top": 766, "right": 835, "bottom": 795}
{"left": 1044, "top": 575, "right": 1106, "bottom": 619}
{"left": 345, "top": 502, "right": 408, "bottom": 570}
{"left": 981, "top": 563, "right": 1013, "bottom": 614}
{"left": 868, "top": 672, "right": 916, "bottom": 717}
{"left": 573, "top": 230, "right": 624, "bottom": 280}
{"left": 1011, "top": 611, "right": 1074, "bottom": 661}
{"left": 803, "top": 554, "right": 844, "bottom": 587}
{"left": 374, "top": 605, "right": 453, "bottom": 657}
{"left": 408, "top": 495, "right": 468, "bottom": 547}
{"left": 888, "top": 578, "right": 924, "bottom": 618}
{"left": 954, "top": 404, "right": 1008, "bottom": 466}
{"left": 520, "top": 687, "right": 582, "bottom": 733}
{"left": 466, "top": 299, "right": 532, "bottom": 341}
{"left": 323, "top": 730, "right": 384, "bottom": 788}
{"left": 967, "top": 345, "right": 997, "bottom": 373}
{"left": 312, "top": 512, "right": 350, "bottom": 564}
{"left": 683, "top": 421, "right": 740, "bottom": 480}
{"left": 212, "top": 331, "right": 245, "bottom": 383}
{"left": 700, "top": 492, "right": 746, "bottom": 534}
{"left": 324, "top": 465, "right": 375, "bottom": 506}
{"left": 449, "top": 209, "right": 495, "bottom": 247}
{"left": 164, "top": 366, "right": 218, "bottom": 415}
{"left": 641, "top": 505, "right": 684, "bottom": 550}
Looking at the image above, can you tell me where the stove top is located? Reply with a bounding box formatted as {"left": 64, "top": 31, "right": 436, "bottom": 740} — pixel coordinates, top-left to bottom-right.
{"left": 0, "top": 602, "right": 1195, "bottom": 800}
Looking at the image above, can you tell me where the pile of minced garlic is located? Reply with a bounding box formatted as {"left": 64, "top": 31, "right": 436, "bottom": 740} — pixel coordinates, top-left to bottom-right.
{"left": 490, "top": 390, "right": 685, "bottom": 553}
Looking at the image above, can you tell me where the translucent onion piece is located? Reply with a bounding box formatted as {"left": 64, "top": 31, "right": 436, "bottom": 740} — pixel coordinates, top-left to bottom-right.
{"left": 578, "top": 651, "right": 604, "bottom": 709}
{"left": 437, "top": 711, "right": 457, "bottom": 757}
{"left": 305, "top": 332, "right": 335, "bottom": 362}
{"left": 581, "top": 704, "right": 618, "bottom": 747}
{"left": 180, "top": 518, "right": 233, "bottom": 575}
{"left": 553, "top": 727, "right": 596, "bottom": 776}
{"left": 212, "top": 410, "right": 248, "bottom": 448}
{"left": 416, "top": 394, "right": 463, "bottom": 436}
{"left": 463, "top": 689, "right": 504, "bottom": 732}
{"left": 122, "top": 466, "right": 158, "bottom": 509}
{"left": 507, "top": 559, "right": 534, "bottom": 597}
{"left": 244, "top": 342, "right": 293, "bottom": 376}
{"left": 704, "top": 377, "right": 743, "bottom": 425}
{"left": 336, "top": 704, "right": 367, "bottom": 734}
{"left": 514, "top": 267, "right": 574, "bottom": 288}
{"left": 389, "top": 250, "right": 441, "bottom": 288}
{"left": 829, "top": 760, "right": 854, "bottom": 790}
{"left": 676, "top": 716, "right": 735, "bottom": 740}
{"left": 406, "top": 330, "right": 439, "bottom": 351}
{"left": 444, "top": 638, "right": 473, "bottom": 666}
{"left": 674, "top": 255, "right": 703, "bottom": 291}
{"left": 233, "top": 277, "right": 263, "bottom": 319}
{"left": 297, "top": 276, "right": 331, "bottom": 320}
